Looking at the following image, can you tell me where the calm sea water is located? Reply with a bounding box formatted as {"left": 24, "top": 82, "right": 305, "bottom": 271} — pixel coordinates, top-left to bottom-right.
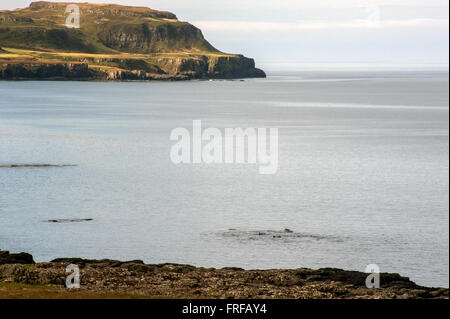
{"left": 0, "top": 71, "right": 448, "bottom": 287}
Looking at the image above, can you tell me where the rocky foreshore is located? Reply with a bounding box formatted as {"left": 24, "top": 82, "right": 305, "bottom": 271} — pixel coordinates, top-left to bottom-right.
{"left": 0, "top": 250, "right": 448, "bottom": 299}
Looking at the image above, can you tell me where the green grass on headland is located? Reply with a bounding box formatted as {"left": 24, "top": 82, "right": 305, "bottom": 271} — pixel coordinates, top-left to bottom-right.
{"left": 0, "top": 2, "right": 265, "bottom": 79}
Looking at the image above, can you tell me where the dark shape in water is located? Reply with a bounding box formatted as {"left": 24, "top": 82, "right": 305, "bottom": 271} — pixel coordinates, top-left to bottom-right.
{"left": 47, "top": 219, "right": 93, "bottom": 223}
{"left": 217, "top": 229, "right": 344, "bottom": 243}
{"left": 0, "top": 164, "right": 76, "bottom": 168}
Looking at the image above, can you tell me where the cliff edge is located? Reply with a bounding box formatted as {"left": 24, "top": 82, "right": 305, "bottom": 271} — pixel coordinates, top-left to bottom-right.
{"left": 0, "top": 2, "right": 266, "bottom": 80}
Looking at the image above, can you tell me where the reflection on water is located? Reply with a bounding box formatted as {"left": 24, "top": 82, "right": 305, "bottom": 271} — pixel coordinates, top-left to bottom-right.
{"left": 0, "top": 71, "right": 448, "bottom": 287}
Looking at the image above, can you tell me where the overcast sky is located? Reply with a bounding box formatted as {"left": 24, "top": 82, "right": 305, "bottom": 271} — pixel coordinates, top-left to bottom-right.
{"left": 1, "top": 0, "right": 448, "bottom": 70}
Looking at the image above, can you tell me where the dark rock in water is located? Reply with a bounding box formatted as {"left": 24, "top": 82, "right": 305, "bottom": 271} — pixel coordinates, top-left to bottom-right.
{"left": 0, "top": 164, "right": 76, "bottom": 168}
{"left": 47, "top": 218, "right": 93, "bottom": 223}
{"left": 0, "top": 250, "right": 35, "bottom": 265}
{"left": 216, "top": 229, "right": 343, "bottom": 243}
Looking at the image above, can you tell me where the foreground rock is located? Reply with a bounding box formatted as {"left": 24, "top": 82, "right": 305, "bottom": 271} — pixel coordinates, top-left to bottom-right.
{"left": 0, "top": 252, "right": 447, "bottom": 299}
{"left": 0, "top": 251, "right": 35, "bottom": 265}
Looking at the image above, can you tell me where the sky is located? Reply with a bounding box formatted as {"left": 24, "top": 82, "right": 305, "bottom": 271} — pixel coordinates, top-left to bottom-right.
{"left": 1, "top": 0, "right": 449, "bottom": 70}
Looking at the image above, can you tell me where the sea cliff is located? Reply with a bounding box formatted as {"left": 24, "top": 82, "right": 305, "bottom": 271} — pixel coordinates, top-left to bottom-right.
{"left": 0, "top": 2, "right": 266, "bottom": 80}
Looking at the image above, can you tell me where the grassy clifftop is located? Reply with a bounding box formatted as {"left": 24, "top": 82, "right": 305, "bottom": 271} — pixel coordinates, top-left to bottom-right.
{"left": 0, "top": 2, "right": 266, "bottom": 80}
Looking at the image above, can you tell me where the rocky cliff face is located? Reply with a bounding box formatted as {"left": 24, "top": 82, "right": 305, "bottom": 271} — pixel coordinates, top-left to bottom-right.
{"left": 157, "top": 55, "right": 266, "bottom": 79}
{"left": 0, "top": 56, "right": 265, "bottom": 80}
{"left": 207, "top": 56, "right": 266, "bottom": 78}
{"left": 97, "top": 23, "right": 217, "bottom": 54}
{"left": 0, "top": 62, "right": 90, "bottom": 79}
{"left": 0, "top": 2, "right": 266, "bottom": 80}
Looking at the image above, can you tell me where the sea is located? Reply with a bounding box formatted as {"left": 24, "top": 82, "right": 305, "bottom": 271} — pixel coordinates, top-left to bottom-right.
{"left": 0, "top": 70, "right": 448, "bottom": 288}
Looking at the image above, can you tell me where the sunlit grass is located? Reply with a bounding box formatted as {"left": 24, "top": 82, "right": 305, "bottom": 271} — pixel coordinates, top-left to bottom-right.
{"left": 0, "top": 47, "right": 238, "bottom": 63}
{"left": 0, "top": 282, "right": 173, "bottom": 299}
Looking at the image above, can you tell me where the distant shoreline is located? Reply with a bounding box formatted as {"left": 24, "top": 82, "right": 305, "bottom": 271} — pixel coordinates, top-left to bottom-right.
{"left": 0, "top": 250, "right": 448, "bottom": 299}
{"left": 0, "top": 75, "right": 254, "bottom": 82}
